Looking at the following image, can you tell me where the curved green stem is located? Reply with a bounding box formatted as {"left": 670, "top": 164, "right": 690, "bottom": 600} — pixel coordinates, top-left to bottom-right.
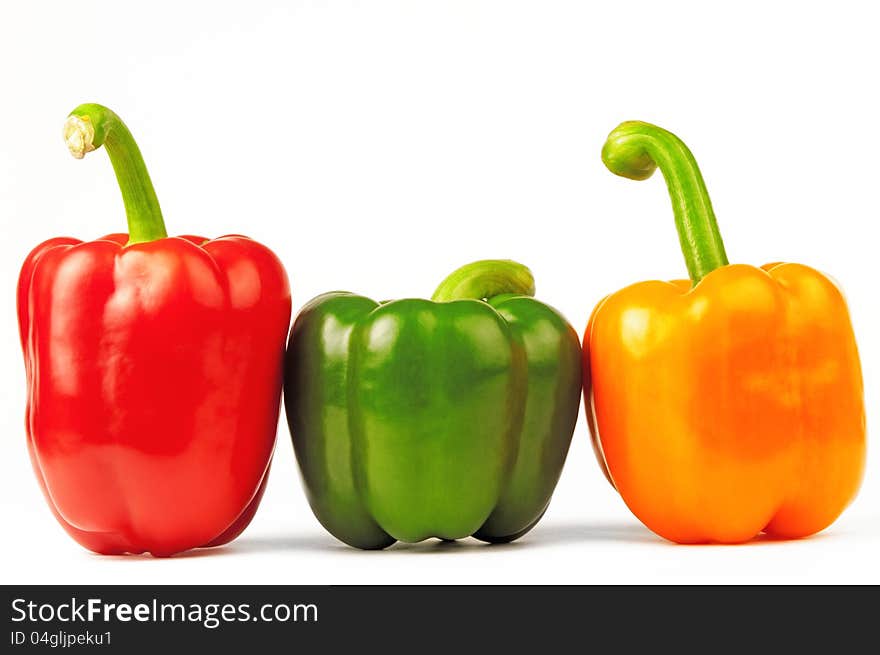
{"left": 602, "top": 120, "right": 728, "bottom": 285}
{"left": 63, "top": 103, "right": 167, "bottom": 244}
{"left": 431, "top": 260, "right": 535, "bottom": 302}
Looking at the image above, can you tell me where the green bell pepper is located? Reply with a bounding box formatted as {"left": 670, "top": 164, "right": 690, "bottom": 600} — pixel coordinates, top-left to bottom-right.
{"left": 284, "top": 260, "right": 582, "bottom": 549}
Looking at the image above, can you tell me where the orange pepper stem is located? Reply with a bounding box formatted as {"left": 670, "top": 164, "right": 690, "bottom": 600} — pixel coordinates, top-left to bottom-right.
{"left": 602, "top": 121, "right": 729, "bottom": 285}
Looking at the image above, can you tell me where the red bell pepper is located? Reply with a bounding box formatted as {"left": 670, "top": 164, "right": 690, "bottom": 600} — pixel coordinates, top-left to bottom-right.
{"left": 17, "top": 104, "right": 291, "bottom": 556}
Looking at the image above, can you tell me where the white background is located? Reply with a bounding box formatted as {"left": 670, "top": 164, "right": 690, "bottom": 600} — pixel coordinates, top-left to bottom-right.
{"left": 1, "top": 0, "right": 878, "bottom": 584}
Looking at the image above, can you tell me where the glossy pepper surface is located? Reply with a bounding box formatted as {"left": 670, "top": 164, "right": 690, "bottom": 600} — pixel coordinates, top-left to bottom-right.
{"left": 585, "top": 121, "right": 865, "bottom": 544}
{"left": 285, "top": 260, "right": 581, "bottom": 549}
{"left": 17, "top": 104, "right": 291, "bottom": 556}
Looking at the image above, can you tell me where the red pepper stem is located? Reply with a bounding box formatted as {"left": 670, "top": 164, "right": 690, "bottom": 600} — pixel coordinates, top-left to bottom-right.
{"left": 431, "top": 260, "right": 536, "bottom": 302}
{"left": 602, "top": 121, "right": 729, "bottom": 285}
{"left": 63, "top": 103, "right": 167, "bottom": 245}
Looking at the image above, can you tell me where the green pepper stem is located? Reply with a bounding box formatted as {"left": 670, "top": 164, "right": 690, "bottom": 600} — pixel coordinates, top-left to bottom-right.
{"left": 431, "top": 260, "right": 536, "bottom": 302}
{"left": 63, "top": 103, "right": 167, "bottom": 244}
{"left": 602, "top": 121, "right": 729, "bottom": 285}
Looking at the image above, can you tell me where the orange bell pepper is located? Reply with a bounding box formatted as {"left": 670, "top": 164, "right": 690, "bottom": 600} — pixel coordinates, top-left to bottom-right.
{"left": 585, "top": 121, "right": 865, "bottom": 544}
